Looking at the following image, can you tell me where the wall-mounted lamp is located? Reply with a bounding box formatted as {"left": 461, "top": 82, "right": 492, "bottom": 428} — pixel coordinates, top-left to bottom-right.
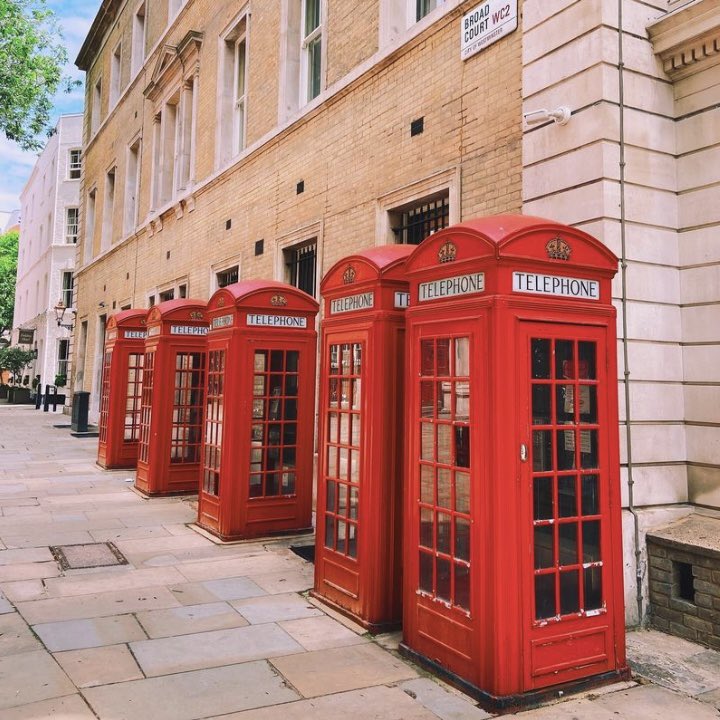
{"left": 53, "top": 301, "right": 76, "bottom": 330}
{"left": 523, "top": 106, "right": 572, "bottom": 126}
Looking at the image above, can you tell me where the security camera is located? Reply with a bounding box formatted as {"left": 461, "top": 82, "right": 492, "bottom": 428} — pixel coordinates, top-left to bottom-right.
{"left": 523, "top": 106, "right": 571, "bottom": 126}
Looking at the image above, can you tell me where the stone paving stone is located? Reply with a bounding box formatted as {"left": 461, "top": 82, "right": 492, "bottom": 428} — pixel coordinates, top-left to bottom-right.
{"left": 89, "top": 526, "right": 173, "bottom": 542}
{"left": 270, "top": 642, "right": 418, "bottom": 698}
{"left": 131, "top": 622, "right": 305, "bottom": 677}
{"left": 278, "top": 616, "right": 369, "bottom": 652}
{"left": 0, "top": 530, "right": 95, "bottom": 549}
{"left": 0, "top": 547, "right": 53, "bottom": 565}
{"left": 697, "top": 688, "right": 720, "bottom": 709}
{"left": 83, "top": 660, "right": 299, "bottom": 720}
{"left": 53, "top": 644, "right": 144, "bottom": 687}
{"left": 178, "top": 554, "right": 299, "bottom": 582}
{"left": 202, "top": 576, "right": 268, "bottom": 601}
{"left": 0, "top": 592, "right": 13, "bottom": 613}
{"left": 0, "top": 649, "right": 76, "bottom": 710}
{"left": 250, "top": 569, "right": 314, "bottom": 594}
{"left": 399, "top": 678, "right": 492, "bottom": 719}
{"left": 33, "top": 613, "right": 147, "bottom": 651}
{"left": 168, "top": 581, "right": 222, "bottom": 605}
{"left": 205, "top": 685, "right": 440, "bottom": 720}
{"left": 231, "top": 592, "right": 323, "bottom": 624}
{"left": 115, "top": 534, "right": 212, "bottom": 555}
{"left": 0, "top": 612, "right": 42, "bottom": 656}
{"left": 515, "top": 697, "right": 619, "bottom": 718}
{"left": 43, "top": 566, "right": 187, "bottom": 597}
{"left": 592, "top": 683, "right": 720, "bottom": 720}
{"left": 16, "top": 586, "right": 181, "bottom": 624}
{"left": 136, "top": 601, "right": 248, "bottom": 638}
{"left": 0, "top": 579, "right": 47, "bottom": 602}
{"left": 0, "top": 561, "right": 61, "bottom": 582}
{"left": 0, "top": 694, "right": 96, "bottom": 719}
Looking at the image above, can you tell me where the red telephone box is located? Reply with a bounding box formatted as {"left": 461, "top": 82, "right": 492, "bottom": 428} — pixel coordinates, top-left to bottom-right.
{"left": 197, "top": 281, "right": 318, "bottom": 540}
{"left": 97, "top": 310, "right": 148, "bottom": 469}
{"left": 135, "top": 300, "right": 209, "bottom": 496}
{"left": 400, "top": 216, "right": 628, "bottom": 710}
{"left": 313, "top": 245, "right": 412, "bottom": 632}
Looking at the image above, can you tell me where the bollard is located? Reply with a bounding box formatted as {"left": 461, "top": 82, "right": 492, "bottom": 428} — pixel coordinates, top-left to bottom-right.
{"left": 71, "top": 391, "right": 90, "bottom": 432}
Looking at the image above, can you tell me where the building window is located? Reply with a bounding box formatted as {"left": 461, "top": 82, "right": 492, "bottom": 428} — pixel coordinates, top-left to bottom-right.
{"left": 131, "top": 2, "right": 146, "bottom": 77}
{"left": 176, "top": 81, "right": 195, "bottom": 193}
{"left": 169, "top": 0, "right": 188, "bottom": 20}
{"left": 91, "top": 78, "right": 102, "bottom": 135}
{"left": 219, "top": 14, "right": 248, "bottom": 165}
{"left": 148, "top": 294, "right": 156, "bottom": 307}
{"left": 65, "top": 208, "right": 79, "bottom": 244}
{"left": 416, "top": 0, "right": 440, "bottom": 21}
{"left": 216, "top": 266, "right": 239, "bottom": 288}
{"left": 101, "top": 167, "right": 116, "bottom": 251}
{"left": 390, "top": 191, "right": 449, "bottom": 245}
{"left": 178, "top": 283, "right": 187, "bottom": 298}
{"left": 284, "top": 240, "right": 317, "bottom": 296}
{"left": 68, "top": 149, "right": 82, "bottom": 179}
{"left": 61, "top": 271, "right": 74, "bottom": 309}
{"left": 84, "top": 188, "right": 97, "bottom": 263}
{"left": 159, "top": 288, "right": 175, "bottom": 302}
{"left": 110, "top": 42, "right": 122, "bottom": 107}
{"left": 302, "top": 0, "right": 322, "bottom": 103}
{"left": 125, "top": 139, "right": 141, "bottom": 235}
{"left": 57, "top": 339, "right": 70, "bottom": 378}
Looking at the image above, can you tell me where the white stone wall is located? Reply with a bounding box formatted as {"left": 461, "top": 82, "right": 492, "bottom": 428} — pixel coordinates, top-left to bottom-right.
{"left": 13, "top": 115, "right": 82, "bottom": 387}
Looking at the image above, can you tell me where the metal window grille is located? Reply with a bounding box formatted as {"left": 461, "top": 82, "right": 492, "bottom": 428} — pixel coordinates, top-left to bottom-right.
{"left": 217, "top": 266, "right": 239, "bottom": 288}
{"left": 66, "top": 208, "right": 79, "bottom": 243}
{"left": 393, "top": 195, "right": 449, "bottom": 245}
{"left": 286, "top": 242, "right": 316, "bottom": 296}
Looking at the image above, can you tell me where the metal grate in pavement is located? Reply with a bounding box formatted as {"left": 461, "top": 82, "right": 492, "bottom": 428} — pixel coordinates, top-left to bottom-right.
{"left": 50, "top": 542, "right": 128, "bottom": 570}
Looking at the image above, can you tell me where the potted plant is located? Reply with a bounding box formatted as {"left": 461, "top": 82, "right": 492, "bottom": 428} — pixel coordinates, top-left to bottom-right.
{"left": 52, "top": 373, "right": 68, "bottom": 407}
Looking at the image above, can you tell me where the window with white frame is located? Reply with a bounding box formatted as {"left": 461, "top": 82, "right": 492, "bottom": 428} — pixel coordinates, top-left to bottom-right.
{"left": 124, "top": 139, "right": 141, "bottom": 234}
{"left": 110, "top": 42, "right": 123, "bottom": 107}
{"left": 152, "top": 100, "right": 178, "bottom": 207}
{"left": 415, "top": 0, "right": 440, "bottom": 21}
{"left": 131, "top": 2, "right": 146, "bottom": 77}
{"left": 84, "top": 188, "right": 97, "bottom": 263}
{"left": 176, "top": 80, "right": 195, "bottom": 193}
{"left": 284, "top": 239, "right": 317, "bottom": 297}
{"left": 65, "top": 207, "right": 79, "bottom": 244}
{"left": 91, "top": 77, "right": 102, "bottom": 135}
{"left": 159, "top": 288, "right": 175, "bottom": 302}
{"left": 301, "top": 0, "right": 322, "bottom": 103}
{"left": 379, "top": 0, "right": 445, "bottom": 45}
{"left": 61, "top": 271, "right": 74, "bottom": 309}
{"left": 68, "top": 149, "right": 81, "bottom": 179}
{"left": 218, "top": 13, "right": 248, "bottom": 166}
{"left": 57, "top": 339, "right": 70, "bottom": 377}
{"left": 216, "top": 265, "right": 239, "bottom": 288}
{"left": 101, "top": 167, "right": 116, "bottom": 251}
{"left": 390, "top": 191, "right": 449, "bottom": 245}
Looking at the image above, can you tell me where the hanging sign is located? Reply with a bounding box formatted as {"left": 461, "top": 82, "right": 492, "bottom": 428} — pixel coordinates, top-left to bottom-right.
{"left": 330, "top": 292, "right": 374, "bottom": 315}
{"left": 170, "top": 325, "right": 209, "bottom": 335}
{"left": 461, "top": 0, "right": 518, "bottom": 61}
{"left": 419, "top": 273, "right": 485, "bottom": 302}
{"left": 246, "top": 314, "right": 307, "bottom": 329}
{"left": 18, "top": 329, "right": 35, "bottom": 344}
{"left": 512, "top": 272, "right": 599, "bottom": 300}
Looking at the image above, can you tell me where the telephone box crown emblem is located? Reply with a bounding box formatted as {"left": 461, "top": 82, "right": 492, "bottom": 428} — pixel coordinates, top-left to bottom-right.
{"left": 270, "top": 294, "right": 288, "bottom": 307}
{"left": 189, "top": 311, "right": 204, "bottom": 320}
{"left": 343, "top": 265, "right": 356, "bottom": 284}
{"left": 438, "top": 241, "right": 457, "bottom": 264}
{"left": 546, "top": 237, "right": 571, "bottom": 261}
{"left": 217, "top": 297, "right": 226, "bottom": 308}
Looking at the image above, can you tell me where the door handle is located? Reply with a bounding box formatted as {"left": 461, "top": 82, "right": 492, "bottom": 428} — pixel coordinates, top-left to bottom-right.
{"left": 520, "top": 443, "right": 528, "bottom": 462}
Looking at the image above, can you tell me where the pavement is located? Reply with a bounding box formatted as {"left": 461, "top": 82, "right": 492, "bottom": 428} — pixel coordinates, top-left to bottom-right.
{"left": 0, "top": 404, "right": 718, "bottom": 719}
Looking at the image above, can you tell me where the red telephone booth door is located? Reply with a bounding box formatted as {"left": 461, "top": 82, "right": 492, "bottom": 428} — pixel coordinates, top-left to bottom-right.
{"left": 520, "top": 322, "right": 621, "bottom": 690}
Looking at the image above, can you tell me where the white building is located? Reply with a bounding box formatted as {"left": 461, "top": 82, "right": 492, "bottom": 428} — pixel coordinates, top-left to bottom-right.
{"left": 13, "top": 114, "right": 83, "bottom": 391}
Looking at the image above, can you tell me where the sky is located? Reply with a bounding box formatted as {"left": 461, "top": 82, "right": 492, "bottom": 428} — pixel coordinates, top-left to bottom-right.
{"left": 0, "top": 0, "right": 99, "bottom": 227}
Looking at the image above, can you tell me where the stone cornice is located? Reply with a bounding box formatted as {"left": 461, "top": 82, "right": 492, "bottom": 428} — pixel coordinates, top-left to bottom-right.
{"left": 648, "top": 0, "right": 720, "bottom": 78}
{"left": 76, "top": 0, "right": 123, "bottom": 72}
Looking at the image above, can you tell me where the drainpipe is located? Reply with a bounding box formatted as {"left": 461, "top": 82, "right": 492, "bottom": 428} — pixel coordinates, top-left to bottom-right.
{"left": 618, "top": 0, "right": 643, "bottom": 625}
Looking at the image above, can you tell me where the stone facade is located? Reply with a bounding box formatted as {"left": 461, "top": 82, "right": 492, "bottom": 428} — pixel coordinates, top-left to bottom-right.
{"left": 13, "top": 115, "right": 82, "bottom": 392}
{"left": 73, "top": 0, "right": 720, "bottom": 629}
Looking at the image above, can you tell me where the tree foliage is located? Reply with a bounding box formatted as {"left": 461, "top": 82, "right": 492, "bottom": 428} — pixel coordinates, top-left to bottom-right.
{"left": 0, "top": 345, "right": 34, "bottom": 381}
{"left": 0, "top": 0, "right": 76, "bottom": 150}
{"left": 0, "top": 230, "right": 19, "bottom": 338}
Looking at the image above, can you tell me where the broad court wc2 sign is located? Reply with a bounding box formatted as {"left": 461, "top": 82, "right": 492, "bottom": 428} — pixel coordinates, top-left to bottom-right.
{"left": 461, "top": 0, "right": 518, "bottom": 60}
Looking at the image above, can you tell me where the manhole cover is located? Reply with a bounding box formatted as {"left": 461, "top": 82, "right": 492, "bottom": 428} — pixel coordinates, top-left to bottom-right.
{"left": 50, "top": 542, "right": 128, "bottom": 570}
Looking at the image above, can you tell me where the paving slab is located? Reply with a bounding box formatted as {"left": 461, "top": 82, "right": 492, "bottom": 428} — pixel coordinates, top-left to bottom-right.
{"left": 270, "top": 642, "right": 418, "bottom": 698}
{"left": 16, "top": 586, "right": 181, "bottom": 624}
{"left": 0, "top": 649, "right": 75, "bottom": 710}
{"left": 0, "top": 693, "right": 96, "bottom": 719}
{"left": 53, "top": 644, "right": 144, "bottom": 687}
{"left": 230, "top": 592, "right": 324, "bottom": 624}
{"left": 136, "top": 601, "right": 248, "bottom": 638}
{"left": 250, "top": 569, "right": 315, "bottom": 594}
{"left": 178, "top": 554, "right": 299, "bottom": 582}
{"left": 168, "top": 581, "right": 223, "bottom": 605}
{"left": 201, "top": 576, "right": 268, "bottom": 601}
{"left": 130, "top": 622, "right": 305, "bottom": 676}
{"left": 0, "top": 612, "right": 42, "bottom": 656}
{"left": 1, "top": 579, "right": 48, "bottom": 602}
{"left": 0, "top": 547, "right": 54, "bottom": 565}
{"left": 43, "top": 566, "right": 187, "bottom": 597}
{"left": 89, "top": 525, "right": 173, "bottom": 542}
{"left": 0, "top": 530, "right": 95, "bottom": 549}
{"left": 0, "top": 561, "right": 62, "bottom": 582}
{"left": 592, "top": 683, "right": 720, "bottom": 719}
{"left": 399, "top": 678, "right": 492, "bottom": 719}
{"left": 33, "top": 613, "right": 147, "bottom": 651}
{"left": 278, "top": 615, "right": 368, "bottom": 651}
{"left": 83, "top": 660, "right": 299, "bottom": 720}
{"left": 207, "top": 685, "right": 440, "bottom": 720}
{"left": 0, "top": 593, "right": 13, "bottom": 613}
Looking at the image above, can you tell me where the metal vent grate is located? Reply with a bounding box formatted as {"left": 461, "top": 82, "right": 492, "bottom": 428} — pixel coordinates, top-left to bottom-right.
{"left": 50, "top": 542, "right": 128, "bottom": 570}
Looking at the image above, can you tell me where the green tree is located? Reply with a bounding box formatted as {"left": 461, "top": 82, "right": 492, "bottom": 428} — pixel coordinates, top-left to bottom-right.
{"left": 0, "top": 0, "right": 76, "bottom": 150}
{"left": 0, "top": 229, "right": 19, "bottom": 338}
{"left": 0, "top": 345, "right": 34, "bottom": 383}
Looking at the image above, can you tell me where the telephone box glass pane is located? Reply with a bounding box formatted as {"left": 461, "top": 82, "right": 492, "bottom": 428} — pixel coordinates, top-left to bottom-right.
{"left": 138, "top": 351, "right": 155, "bottom": 464}
{"left": 455, "top": 517, "right": 470, "bottom": 561}
{"left": 437, "top": 468, "right": 451, "bottom": 508}
{"left": 532, "top": 384, "right": 551, "bottom": 425}
{"left": 535, "top": 574, "right": 555, "bottom": 620}
{"left": 558, "top": 475, "right": 576, "bottom": 517}
{"left": 99, "top": 351, "right": 113, "bottom": 443}
{"left": 420, "top": 508, "right": 433, "bottom": 548}
{"left": 124, "top": 353, "right": 144, "bottom": 442}
{"left": 580, "top": 431, "right": 598, "bottom": 469}
{"left": 436, "top": 557, "right": 451, "bottom": 602}
{"left": 556, "top": 385, "right": 575, "bottom": 423}
{"left": 322, "top": 342, "right": 362, "bottom": 560}
{"left": 581, "top": 475, "right": 599, "bottom": 515}
{"left": 455, "top": 337, "right": 469, "bottom": 376}
{"left": 579, "top": 385, "right": 597, "bottom": 423}
{"left": 532, "top": 339, "right": 550, "bottom": 378}
{"left": 556, "top": 430, "right": 576, "bottom": 470}
{"left": 533, "top": 431, "right": 553, "bottom": 472}
{"left": 437, "top": 425, "right": 451, "bottom": 464}
{"left": 534, "top": 526, "right": 554, "bottom": 569}
{"left": 421, "top": 465, "right": 434, "bottom": 504}
{"left": 584, "top": 567, "right": 603, "bottom": 610}
{"left": 455, "top": 471, "right": 470, "bottom": 513}
{"left": 455, "top": 564, "right": 470, "bottom": 610}
{"left": 170, "top": 352, "right": 206, "bottom": 464}
{"left": 578, "top": 342, "right": 597, "bottom": 379}
{"left": 248, "top": 349, "right": 300, "bottom": 498}
{"left": 559, "top": 523, "right": 578, "bottom": 565}
{"left": 202, "top": 349, "right": 225, "bottom": 496}
{"left": 436, "top": 512, "right": 451, "bottom": 554}
{"left": 533, "top": 477, "right": 553, "bottom": 520}
{"left": 420, "top": 552, "right": 433, "bottom": 593}
{"left": 555, "top": 340, "right": 574, "bottom": 379}
{"left": 583, "top": 520, "right": 601, "bottom": 563}
{"left": 560, "top": 570, "right": 580, "bottom": 614}
{"left": 421, "top": 340, "right": 434, "bottom": 376}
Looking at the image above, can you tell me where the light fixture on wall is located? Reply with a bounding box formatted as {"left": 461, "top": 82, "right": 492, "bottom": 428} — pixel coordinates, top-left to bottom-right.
{"left": 523, "top": 106, "right": 572, "bottom": 126}
{"left": 53, "top": 301, "right": 76, "bottom": 330}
